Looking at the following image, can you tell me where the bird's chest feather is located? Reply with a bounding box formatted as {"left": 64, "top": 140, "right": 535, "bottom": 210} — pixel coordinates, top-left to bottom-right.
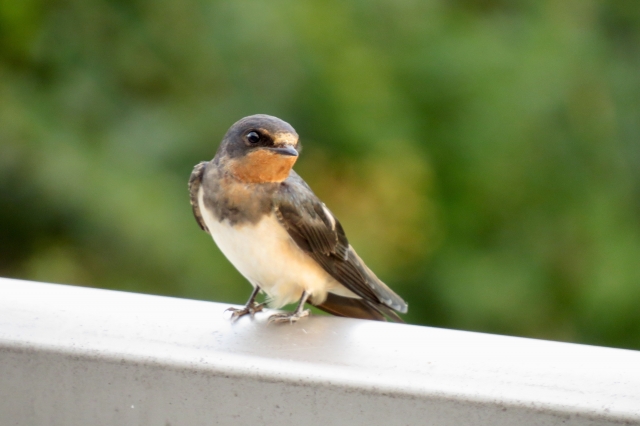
{"left": 198, "top": 188, "right": 336, "bottom": 307}
{"left": 201, "top": 167, "right": 276, "bottom": 225}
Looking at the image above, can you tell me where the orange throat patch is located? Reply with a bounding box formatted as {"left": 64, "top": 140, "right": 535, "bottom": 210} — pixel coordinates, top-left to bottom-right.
{"left": 228, "top": 149, "right": 297, "bottom": 183}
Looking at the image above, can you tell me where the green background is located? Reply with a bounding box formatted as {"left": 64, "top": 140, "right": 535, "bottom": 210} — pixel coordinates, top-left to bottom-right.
{"left": 2, "top": 0, "right": 639, "bottom": 349}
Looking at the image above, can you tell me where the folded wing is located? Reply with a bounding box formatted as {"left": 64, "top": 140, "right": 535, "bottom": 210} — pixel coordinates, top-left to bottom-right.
{"left": 189, "top": 161, "right": 209, "bottom": 232}
{"left": 274, "top": 171, "right": 408, "bottom": 320}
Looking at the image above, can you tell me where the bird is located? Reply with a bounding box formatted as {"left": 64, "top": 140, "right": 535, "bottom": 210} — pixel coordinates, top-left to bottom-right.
{"left": 189, "top": 114, "right": 408, "bottom": 323}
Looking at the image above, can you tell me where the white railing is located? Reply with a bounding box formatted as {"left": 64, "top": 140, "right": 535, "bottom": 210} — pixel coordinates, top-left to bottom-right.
{"left": 0, "top": 277, "right": 639, "bottom": 425}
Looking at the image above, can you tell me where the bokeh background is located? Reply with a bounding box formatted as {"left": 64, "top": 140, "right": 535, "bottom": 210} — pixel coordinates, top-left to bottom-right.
{"left": 2, "top": 0, "right": 639, "bottom": 349}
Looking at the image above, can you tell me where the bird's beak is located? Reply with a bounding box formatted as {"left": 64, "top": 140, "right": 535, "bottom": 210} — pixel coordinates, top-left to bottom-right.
{"left": 268, "top": 145, "right": 298, "bottom": 157}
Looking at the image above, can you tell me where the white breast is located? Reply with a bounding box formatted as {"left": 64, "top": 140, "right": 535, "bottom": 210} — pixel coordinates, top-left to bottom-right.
{"left": 199, "top": 188, "right": 353, "bottom": 308}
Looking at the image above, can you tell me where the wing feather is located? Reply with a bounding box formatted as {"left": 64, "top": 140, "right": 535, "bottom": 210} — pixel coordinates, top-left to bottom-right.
{"left": 189, "top": 161, "right": 209, "bottom": 232}
{"left": 275, "top": 171, "right": 408, "bottom": 315}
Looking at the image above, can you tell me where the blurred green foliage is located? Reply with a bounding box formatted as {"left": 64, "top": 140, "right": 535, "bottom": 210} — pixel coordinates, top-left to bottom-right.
{"left": 1, "top": 0, "right": 639, "bottom": 349}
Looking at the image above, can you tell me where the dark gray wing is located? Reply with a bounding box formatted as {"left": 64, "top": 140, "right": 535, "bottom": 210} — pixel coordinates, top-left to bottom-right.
{"left": 274, "top": 171, "right": 408, "bottom": 315}
{"left": 189, "top": 161, "right": 209, "bottom": 232}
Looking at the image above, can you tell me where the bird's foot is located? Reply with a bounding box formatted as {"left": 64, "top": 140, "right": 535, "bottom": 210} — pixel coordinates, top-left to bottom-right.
{"left": 225, "top": 302, "right": 265, "bottom": 320}
{"left": 268, "top": 309, "right": 310, "bottom": 325}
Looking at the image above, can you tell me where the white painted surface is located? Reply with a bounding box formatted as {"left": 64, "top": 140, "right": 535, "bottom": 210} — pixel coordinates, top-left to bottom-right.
{"left": 0, "top": 277, "right": 639, "bottom": 426}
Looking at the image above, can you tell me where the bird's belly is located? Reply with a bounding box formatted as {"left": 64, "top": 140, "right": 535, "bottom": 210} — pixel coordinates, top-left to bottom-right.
{"left": 202, "top": 209, "right": 343, "bottom": 308}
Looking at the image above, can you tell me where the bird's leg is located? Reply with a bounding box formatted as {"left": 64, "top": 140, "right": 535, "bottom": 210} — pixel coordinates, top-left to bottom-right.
{"left": 268, "top": 291, "right": 311, "bottom": 324}
{"left": 225, "top": 286, "right": 265, "bottom": 320}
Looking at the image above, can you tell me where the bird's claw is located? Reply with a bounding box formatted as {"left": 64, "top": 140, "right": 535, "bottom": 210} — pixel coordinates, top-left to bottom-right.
{"left": 268, "top": 309, "right": 310, "bottom": 325}
{"left": 225, "top": 302, "right": 265, "bottom": 320}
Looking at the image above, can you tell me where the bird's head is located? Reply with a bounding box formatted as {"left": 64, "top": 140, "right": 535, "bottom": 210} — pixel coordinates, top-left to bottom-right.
{"left": 215, "top": 114, "right": 300, "bottom": 183}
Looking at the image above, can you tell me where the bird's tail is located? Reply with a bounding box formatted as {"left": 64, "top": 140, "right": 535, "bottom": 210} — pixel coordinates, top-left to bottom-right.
{"left": 312, "top": 293, "right": 404, "bottom": 323}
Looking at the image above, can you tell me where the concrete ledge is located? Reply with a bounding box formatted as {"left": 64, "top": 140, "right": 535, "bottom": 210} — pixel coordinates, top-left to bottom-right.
{"left": 0, "top": 277, "right": 639, "bottom": 425}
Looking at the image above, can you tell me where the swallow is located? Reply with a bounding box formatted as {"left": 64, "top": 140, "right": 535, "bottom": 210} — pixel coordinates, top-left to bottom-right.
{"left": 189, "top": 114, "right": 408, "bottom": 323}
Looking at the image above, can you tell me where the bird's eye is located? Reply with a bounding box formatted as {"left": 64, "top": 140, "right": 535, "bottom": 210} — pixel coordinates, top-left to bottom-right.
{"left": 246, "top": 131, "right": 260, "bottom": 144}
